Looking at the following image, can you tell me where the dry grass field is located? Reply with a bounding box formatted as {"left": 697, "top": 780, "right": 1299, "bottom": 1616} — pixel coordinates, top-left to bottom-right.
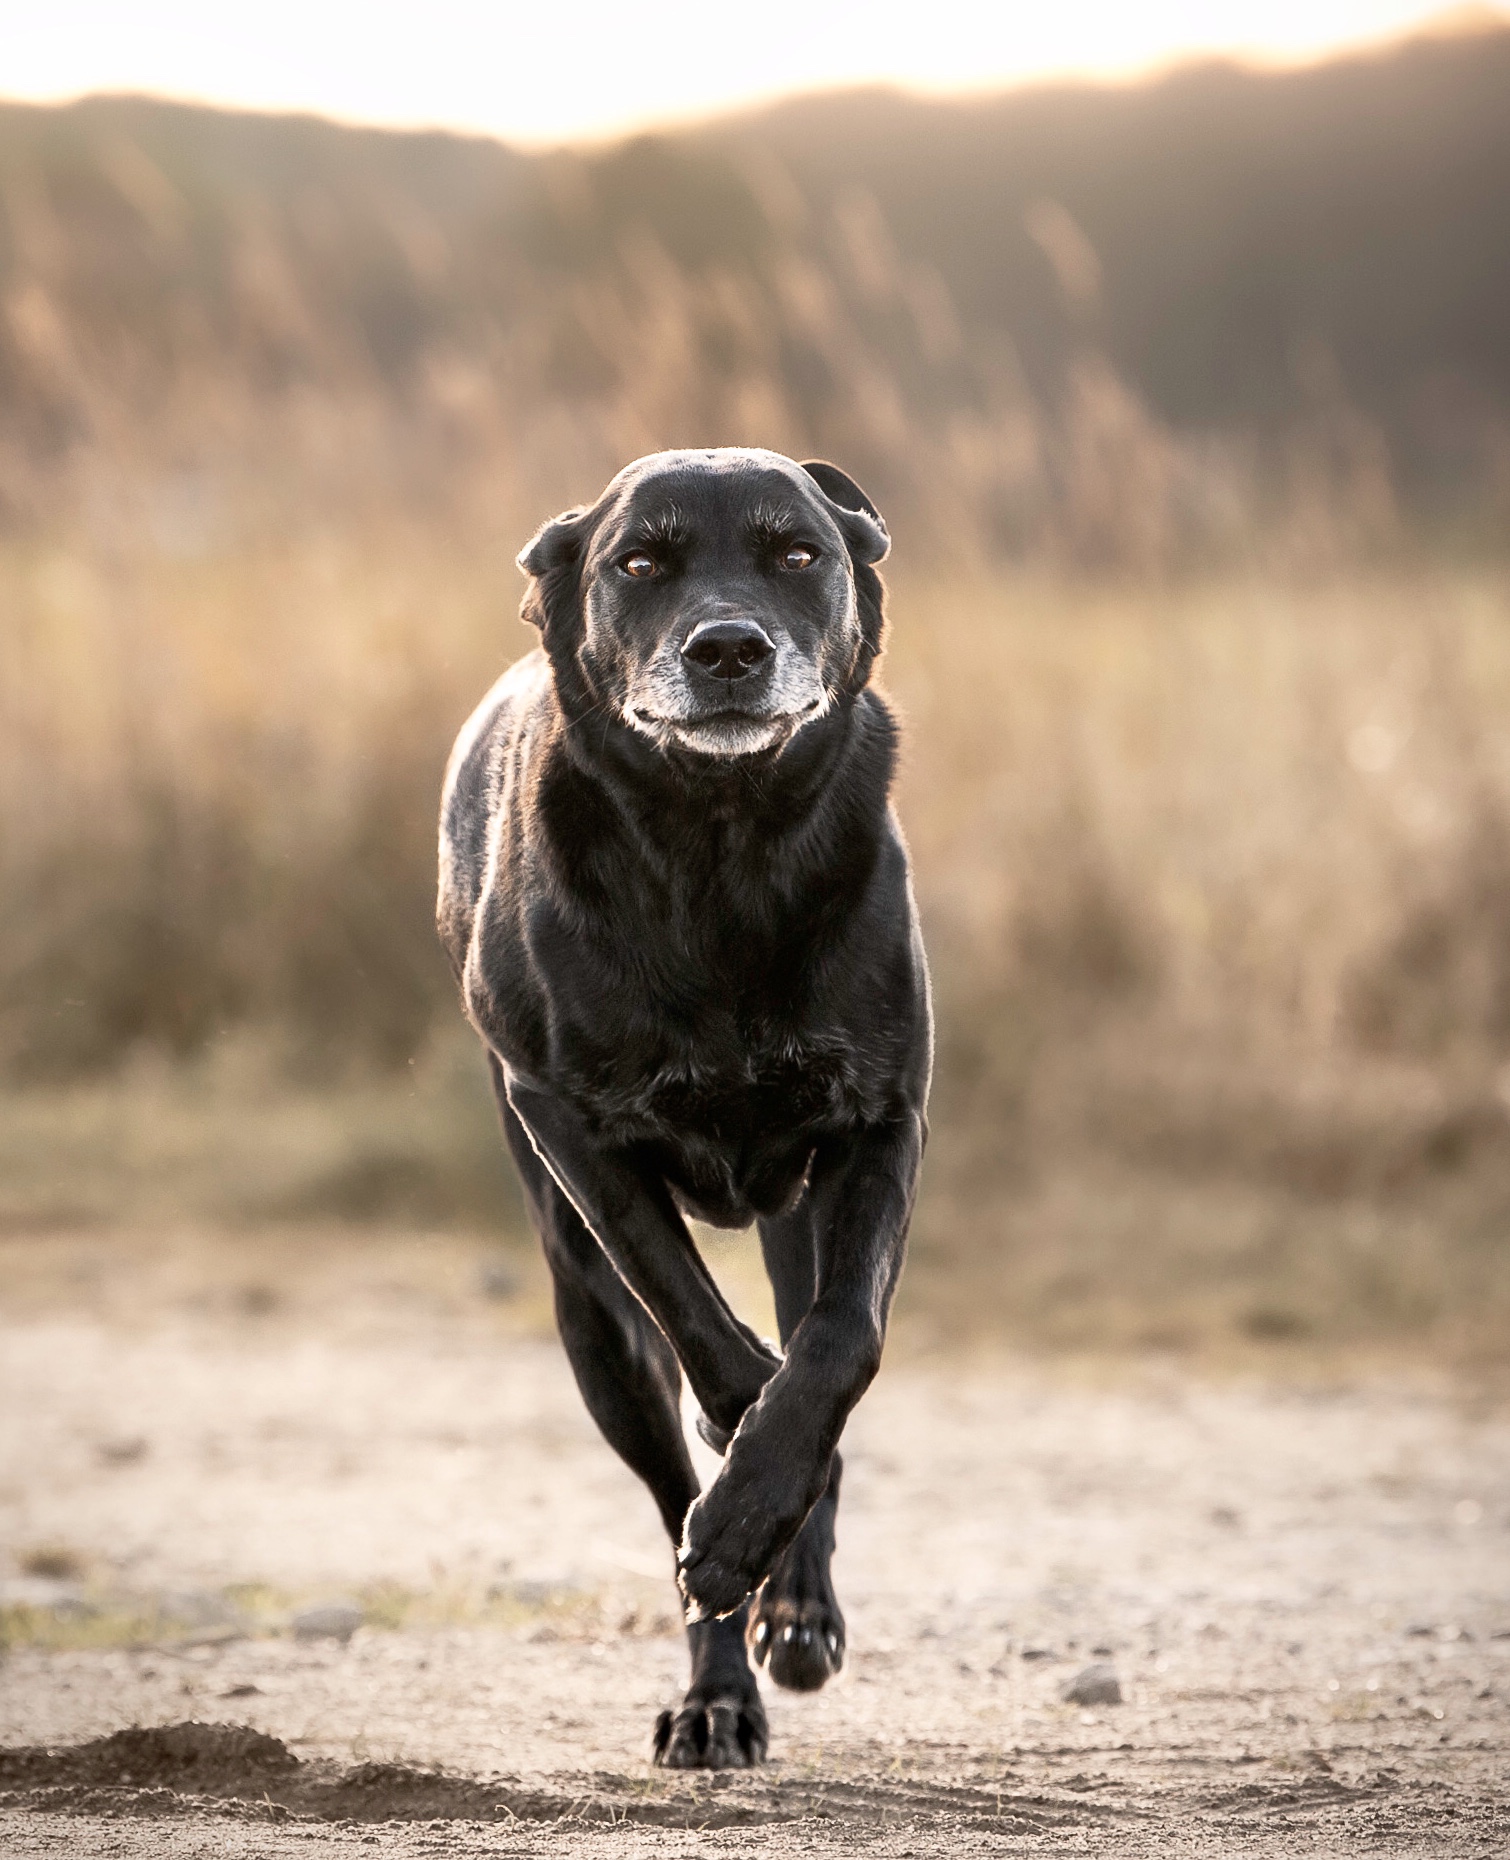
{"left": 4, "top": 533, "right": 1510, "bottom": 1366}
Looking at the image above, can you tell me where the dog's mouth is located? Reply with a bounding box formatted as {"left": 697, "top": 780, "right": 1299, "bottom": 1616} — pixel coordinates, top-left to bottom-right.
{"left": 632, "top": 697, "right": 823, "bottom": 731}
{"left": 679, "top": 699, "right": 821, "bottom": 730}
{"left": 625, "top": 696, "right": 825, "bottom": 757}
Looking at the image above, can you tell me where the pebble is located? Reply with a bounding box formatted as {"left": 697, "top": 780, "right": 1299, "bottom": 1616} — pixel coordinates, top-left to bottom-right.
{"left": 1062, "top": 1661, "right": 1123, "bottom": 1705}
{"left": 478, "top": 1258, "right": 520, "bottom": 1300}
{"left": 97, "top": 1436, "right": 149, "bottom": 1466}
{"left": 292, "top": 1601, "right": 365, "bottom": 1644}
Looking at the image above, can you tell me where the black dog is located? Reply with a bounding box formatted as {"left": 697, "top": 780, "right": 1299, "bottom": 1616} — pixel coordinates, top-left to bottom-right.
{"left": 437, "top": 447, "right": 931, "bottom": 1768}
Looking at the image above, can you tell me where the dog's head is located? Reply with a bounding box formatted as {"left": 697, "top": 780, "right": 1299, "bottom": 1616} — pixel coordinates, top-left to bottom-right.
{"left": 517, "top": 448, "right": 890, "bottom": 758}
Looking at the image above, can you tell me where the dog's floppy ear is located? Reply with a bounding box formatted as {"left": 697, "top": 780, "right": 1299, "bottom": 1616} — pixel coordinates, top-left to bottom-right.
{"left": 517, "top": 505, "right": 587, "bottom": 585}
{"left": 802, "top": 459, "right": 890, "bottom": 688}
{"left": 801, "top": 460, "right": 890, "bottom": 565}
{"left": 516, "top": 506, "right": 591, "bottom": 659}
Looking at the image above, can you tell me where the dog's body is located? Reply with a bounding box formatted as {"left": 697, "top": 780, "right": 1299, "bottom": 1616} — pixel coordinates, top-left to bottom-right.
{"left": 438, "top": 448, "right": 930, "bottom": 1767}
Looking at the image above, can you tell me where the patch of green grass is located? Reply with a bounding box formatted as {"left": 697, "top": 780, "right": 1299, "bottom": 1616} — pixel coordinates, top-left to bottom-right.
{"left": 351, "top": 1577, "right": 676, "bottom": 1639}
{"left": 0, "top": 1575, "right": 680, "bottom": 1655}
{"left": 1, "top": 1597, "right": 195, "bottom": 1655}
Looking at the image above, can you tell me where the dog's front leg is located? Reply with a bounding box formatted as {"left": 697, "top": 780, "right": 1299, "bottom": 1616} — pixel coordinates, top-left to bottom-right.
{"left": 677, "top": 1112, "right": 924, "bottom": 1622}
{"left": 505, "top": 1074, "right": 781, "bottom": 1435}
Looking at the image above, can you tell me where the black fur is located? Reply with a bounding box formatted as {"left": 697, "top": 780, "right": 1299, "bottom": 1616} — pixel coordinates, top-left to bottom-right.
{"left": 437, "top": 447, "right": 931, "bottom": 1768}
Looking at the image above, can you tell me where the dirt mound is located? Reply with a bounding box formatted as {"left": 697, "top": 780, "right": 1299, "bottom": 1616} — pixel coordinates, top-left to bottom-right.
{"left": 0, "top": 1722, "right": 798, "bottom": 1826}
{"left": 0, "top": 1722, "right": 297, "bottom": 1793}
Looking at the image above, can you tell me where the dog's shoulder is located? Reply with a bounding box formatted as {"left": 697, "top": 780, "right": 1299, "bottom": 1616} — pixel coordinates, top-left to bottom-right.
{"left": 437, "top": 649, "right": 554, "bottom": 976}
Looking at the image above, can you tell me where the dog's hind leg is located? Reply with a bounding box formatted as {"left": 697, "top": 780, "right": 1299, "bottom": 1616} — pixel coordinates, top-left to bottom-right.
{"left": 497, "top": 1093, "right": 767, "bottom": 1768}
{"left": 747, "top": 1202, "right": 846, "bottom": 1692}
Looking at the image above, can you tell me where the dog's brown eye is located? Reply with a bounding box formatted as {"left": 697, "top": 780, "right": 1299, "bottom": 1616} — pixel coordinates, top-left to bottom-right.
{"left": 781, "top": 545, "right": 816, "bottom": 571}
{"left": 622, "top": 552, "right": 658, "bottom": 578}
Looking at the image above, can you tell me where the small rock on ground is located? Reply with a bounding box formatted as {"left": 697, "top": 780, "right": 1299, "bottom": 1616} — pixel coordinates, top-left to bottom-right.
{"left": 1062, "top": 1660, "right": 1122, "bottom": 1705}
{"left": 291, "top": 1602, "right": 364, "bottom": 1644}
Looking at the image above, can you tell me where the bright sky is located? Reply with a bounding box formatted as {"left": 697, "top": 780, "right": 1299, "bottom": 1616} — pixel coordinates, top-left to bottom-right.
{"left": 0, "top": 1, "right": 1502, "bottom": 146}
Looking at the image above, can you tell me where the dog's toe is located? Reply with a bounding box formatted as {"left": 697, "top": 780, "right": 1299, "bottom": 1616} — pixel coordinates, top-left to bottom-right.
{"left": 653, "top": 1690, "right": 767, "bottom": 1769}
{"left": 750, "top": 1593, "right": 844, "bottom": 1692}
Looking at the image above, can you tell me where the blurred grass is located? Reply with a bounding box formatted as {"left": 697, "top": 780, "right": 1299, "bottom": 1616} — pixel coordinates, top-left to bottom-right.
{"left": 884, "top": 567, "right": 1510, "bottom": 1368}
{"left": 4, "top": 546, "right": 1510, "bottom": 1366}
{"left": 0, "top": 1027, "right": 522, "bottom": 1236}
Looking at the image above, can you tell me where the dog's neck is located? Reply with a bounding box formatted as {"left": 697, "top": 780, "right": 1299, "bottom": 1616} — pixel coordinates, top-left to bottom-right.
{"left": 532, "top": 677, "right": 897, "bottom": 934}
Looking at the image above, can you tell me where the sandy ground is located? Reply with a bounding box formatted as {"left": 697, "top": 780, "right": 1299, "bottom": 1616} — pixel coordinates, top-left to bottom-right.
{"left": 1, "top": 1230, "right": 1508, "bottom": 1856}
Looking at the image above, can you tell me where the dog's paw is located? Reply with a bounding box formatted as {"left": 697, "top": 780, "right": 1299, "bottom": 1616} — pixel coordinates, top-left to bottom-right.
{"left": 748, "top": 1492, "right": 844, "bottom": 1690}
{"left": 750, "top": 1590, "right": 844, "bottom": 1692}
{"left": 678, "top": 1424, "right": 830, "bottom": 1622}
{"left": 652, "top": 1686, "right": 767, "bottom": 1769}
{"left": 677, "top": 1483, "right": 789, "bottom": 1622}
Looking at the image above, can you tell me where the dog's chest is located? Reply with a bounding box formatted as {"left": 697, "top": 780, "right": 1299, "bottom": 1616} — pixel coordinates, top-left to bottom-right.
{"left": 580, "top": 1018, "right": 876, "bottom": 1147}
{"left": 575, "top": 1024, "right": 873, "bottom": 1226}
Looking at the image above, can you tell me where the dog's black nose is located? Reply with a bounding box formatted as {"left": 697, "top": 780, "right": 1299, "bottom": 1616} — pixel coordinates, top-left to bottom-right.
{"left": 681, "top": 619, "right": 774, "bottom": 681}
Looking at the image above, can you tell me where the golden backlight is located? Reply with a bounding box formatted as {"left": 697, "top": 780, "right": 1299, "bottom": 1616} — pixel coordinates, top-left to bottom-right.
{"left": 1, "top": 0, "right": 1502, "bottom": 143}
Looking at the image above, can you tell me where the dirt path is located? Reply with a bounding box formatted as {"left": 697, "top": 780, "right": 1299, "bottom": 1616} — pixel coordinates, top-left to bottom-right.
{"left": 1, "top": 1232, "right": 1507, "bottom": 1855}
